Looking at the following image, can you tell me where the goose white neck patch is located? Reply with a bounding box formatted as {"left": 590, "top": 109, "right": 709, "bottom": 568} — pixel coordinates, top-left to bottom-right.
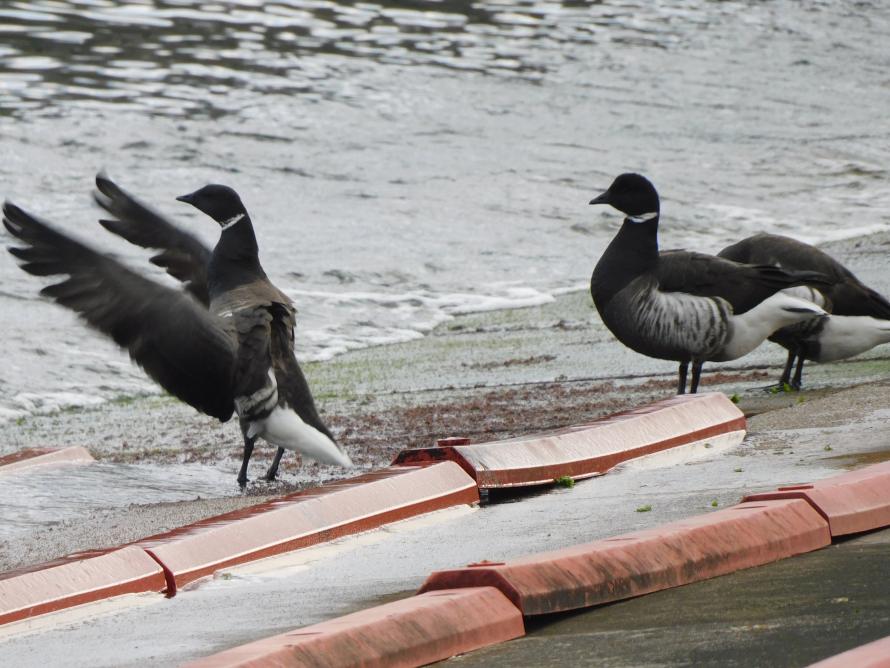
{"left": 627, "top": 211, "right": 659, "bottom": 224}
{"left": 221, "top": 213, "right": 245, "bottom": 230}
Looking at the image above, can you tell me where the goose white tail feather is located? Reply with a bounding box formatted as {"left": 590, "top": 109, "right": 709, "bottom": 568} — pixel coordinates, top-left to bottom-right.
{"left": 248, "top": 407, "right": 352, "bottom": 467}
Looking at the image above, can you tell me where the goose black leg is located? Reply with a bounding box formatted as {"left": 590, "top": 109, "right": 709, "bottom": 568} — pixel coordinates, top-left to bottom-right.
{"left": 791, "top": 354, "right": 806, "bottom": 391}
{"left": 779, "top": 349, "right": 796, "bottom": 387}
{"left": 689, "top": 361, "right": 704, "bottom": 394}
{"left": 237, "top": 421, "right": 256, "bottom": 489}
{"left": 764, "top": 348, "right": 802, "bottom": 392}
{"left": 678, "top": 361, "right": 689, "bottom": 395}
{"left": 264, "top": 447, "right": 286, "bottom": 481}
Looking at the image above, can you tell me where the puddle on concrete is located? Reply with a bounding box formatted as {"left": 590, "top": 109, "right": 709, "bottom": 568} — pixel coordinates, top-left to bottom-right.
{"left": 0, "top": 462, "right": 236, "bottom": 541}
{"left": 822, "top": 449, "right": 890, "bottom": 470}
{"left": 484, "top": 484, "right": 566, "bottom": 506}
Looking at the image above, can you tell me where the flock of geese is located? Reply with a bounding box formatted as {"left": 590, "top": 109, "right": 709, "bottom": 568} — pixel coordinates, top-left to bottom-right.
{"left": 590, "top": 173, "right": 890, "bottom": 393}
{"left": 5, "top": 172, "right": 890, "bottom": 485}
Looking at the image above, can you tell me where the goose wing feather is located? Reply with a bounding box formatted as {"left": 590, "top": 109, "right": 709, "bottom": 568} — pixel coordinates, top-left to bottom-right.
{"left": 268, "top": 303, "right": 336, "bottom": 440}
{"left": 658, "top": 249, "right": 828, "bottom": 314}
{"left": 94, "top": 172, "right": 212, "bottom": 305}
{"left": 4, "top": 201, "right": 235, "bottom": 421}
{"left": 229, "top": 302, "right": 333, "bottom": 439}
{"left": 718, "top": 233, "right": 890, "bottom": 319}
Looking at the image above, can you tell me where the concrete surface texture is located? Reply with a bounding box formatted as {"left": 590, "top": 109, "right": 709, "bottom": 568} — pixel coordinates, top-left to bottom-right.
{"left": 1, "top": 235, "right": 889, "bottom": 665}
{"left": 3, "top": 233, "right": 890, "bottom": 576}
{"left": 1, "top": 382, "right": 890, "bottom": 666}
{"left": 451, "top": 528, "right": 890, "bottom": 668}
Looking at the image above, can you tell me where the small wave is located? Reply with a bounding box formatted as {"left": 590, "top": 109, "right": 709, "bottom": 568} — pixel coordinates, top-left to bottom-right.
{"left": 0, "top": 391, "right": 107, "bottom": 425}
{"left": 795, "top": 222, "right": 890, "bottom": 247}
{"left": 288, "top": 285, "right": 560, "bottom": 361}
{"left": 700, "top": 203, "right": 890, "bottom": 249}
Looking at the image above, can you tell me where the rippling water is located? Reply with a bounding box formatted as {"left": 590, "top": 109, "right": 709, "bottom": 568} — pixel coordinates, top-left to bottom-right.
{"left": 1, "top": 0, "right": 890, "bottom": 421}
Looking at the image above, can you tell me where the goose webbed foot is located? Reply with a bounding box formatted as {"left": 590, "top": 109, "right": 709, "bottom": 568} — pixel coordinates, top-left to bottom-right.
{"left": 760, "top": 381, "right": 799, "bottom": 394}
{"left": 762, "top": 349, "right": 802, "bottom": 393}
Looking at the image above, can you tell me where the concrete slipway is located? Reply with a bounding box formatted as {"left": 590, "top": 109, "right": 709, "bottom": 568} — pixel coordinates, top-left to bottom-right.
{"left": 2, "top": 381, "right": 890, "bottom": 666}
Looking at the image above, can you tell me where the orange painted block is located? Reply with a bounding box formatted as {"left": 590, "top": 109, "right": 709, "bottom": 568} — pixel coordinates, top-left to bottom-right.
{"left": 744, "top": 461, "right": 890, "bottom": 536}
{"left": 0, "top": 446, "right": 94, "bottom": 474}
{"left": 140, "top": 463, "right": 479, "bottom": 592}
{"left": 807, "top": 634, "right": 890, "bottom": 667}
{"left": 395, "top": 393, "right": 746, "bottom": 488}
{"left": 0, "top": 546, "right": 166, "bottom": 626}
{"left": 184, "top": 587, "right": 524, "bottom": 668}
{"left": 419, "top": 499, "right": 829, "bottom": 616}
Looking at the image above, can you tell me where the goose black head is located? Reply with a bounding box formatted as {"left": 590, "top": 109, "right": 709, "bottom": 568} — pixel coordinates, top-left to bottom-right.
{"left": 177, "top": 184, "right": 246, "bottom": 227}
{"left": 589, "top": 173, "right": 660, "bottom": 220}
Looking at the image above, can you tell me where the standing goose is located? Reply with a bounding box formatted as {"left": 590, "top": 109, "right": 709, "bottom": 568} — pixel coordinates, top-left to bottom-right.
{"left": 4, "top": 180, "right": 351, "bottom": 487}
{"left": 588, "top": 173, "right": 828, "bottom": 393}
{"left": 718, "top": 233, "right": 890, "bottom": 389}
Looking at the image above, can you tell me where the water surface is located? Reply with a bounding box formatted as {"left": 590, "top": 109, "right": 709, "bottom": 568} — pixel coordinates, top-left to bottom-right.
{"left": 1, "top": 0, "right": 889, "bottom": 421}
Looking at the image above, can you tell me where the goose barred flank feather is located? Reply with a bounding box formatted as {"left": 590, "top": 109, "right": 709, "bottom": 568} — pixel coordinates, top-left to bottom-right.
{"left": 607, "top": 275, "right": 730, "bottom": 362}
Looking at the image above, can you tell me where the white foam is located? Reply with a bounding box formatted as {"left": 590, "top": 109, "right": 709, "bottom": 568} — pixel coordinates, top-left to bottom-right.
{"left": 698, "top": 204, "right": 890, "bottom": 249}
{"left": 0, "top": 392, "right": 107, "bottom": 425}
{"left": 287, "top": 284, "right": 561, "bottom": 362}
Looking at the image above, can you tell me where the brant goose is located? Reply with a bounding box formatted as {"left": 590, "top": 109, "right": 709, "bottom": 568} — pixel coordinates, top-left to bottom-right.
{"left": 588, "top": 173, "right": 828, "bottom": 393}
{"left": 93, "top": 173, "right": 288, "bottom": 482}
{"left": 719, "top": 233, "right": 890, "bottom": 388}
{"left": 4, "top": 176, "right": 351, "bottom": 486}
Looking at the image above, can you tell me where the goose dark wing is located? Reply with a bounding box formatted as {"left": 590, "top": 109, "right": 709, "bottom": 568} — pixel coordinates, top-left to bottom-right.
{"left": 269, "top": 303, "right": 335, "bottom": 440}
{"left": 718, "top": 233, "right": 850, "bottom": 281}
{"left": 829, "top": 282, "right": 890, "bottom": 319}
{"left": 658, "top": 249, "right": 830, "bottom": 314}
{"left": 4, "top": 202, "right": 235, "bottom": 421}
{"left": 230, "top": 300, "right": 335, "bottom": 440}
{"left": 94, "top": 172, "right": 212, "bottom": 305}
{"left": 719, "top": 233, "right": 890, "bottom": 319}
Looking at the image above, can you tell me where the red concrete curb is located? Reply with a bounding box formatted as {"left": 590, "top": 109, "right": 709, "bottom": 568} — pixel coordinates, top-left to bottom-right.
{"left": 418, "top": 499, "right": 829, "bottom": 616}
{"left": 394, "top": 393, "right": 746, "bottom": 488}
{"left": 183, "top": 587, "right": 524, "bottom": 668}
{"left": 0, "top": 546, "right": 167, "bottom": 626}
{"left": 743, "top": 461, "right": 890, "bottom": 537}
{"left": 0, "top": 446, "right": 94, "bottom": 474}
{"left": 139, "top": 463, "right": 479, "bottom": 592}
{"left": 807, "top": 634, "right": 890, "bottom": 667}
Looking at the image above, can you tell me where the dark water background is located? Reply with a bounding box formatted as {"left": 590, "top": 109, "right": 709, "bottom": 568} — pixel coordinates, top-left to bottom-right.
{"left": 1, "top": 0, "right": 889, "bottom": 420}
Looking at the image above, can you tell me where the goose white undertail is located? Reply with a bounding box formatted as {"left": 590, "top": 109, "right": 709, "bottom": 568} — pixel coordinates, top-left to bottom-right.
{"left": 717, "top": 294, "right": 826, "bottom": 361}
{"left": 247, "top": 407, "right": 353, "bottom": 467}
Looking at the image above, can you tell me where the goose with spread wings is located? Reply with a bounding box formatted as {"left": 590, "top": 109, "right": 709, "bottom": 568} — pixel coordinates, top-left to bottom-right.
{"left": 4, "top": 175, "right": 351, "bottom": 486}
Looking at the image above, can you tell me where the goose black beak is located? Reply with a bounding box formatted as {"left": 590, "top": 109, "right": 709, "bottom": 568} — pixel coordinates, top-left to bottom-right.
{"left": 176, "top": 193, "right": 195, "bottom": 204}
{"left": 589, "top": 191, "right": 610, "bottom": 206}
